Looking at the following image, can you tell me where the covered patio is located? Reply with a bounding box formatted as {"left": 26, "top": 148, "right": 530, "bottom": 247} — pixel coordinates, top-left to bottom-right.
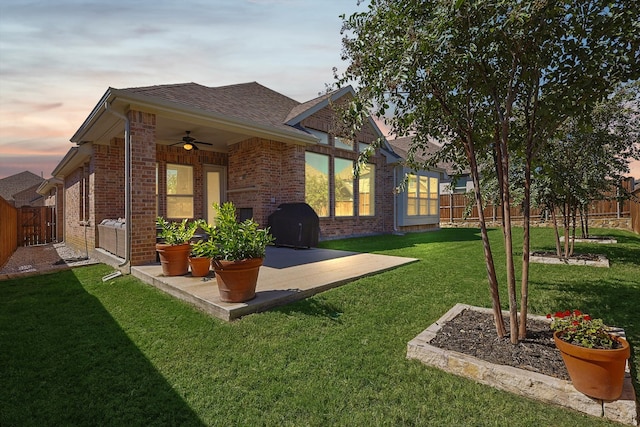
{"left": 132, "top": 246, "right": 417, "bottom": 321}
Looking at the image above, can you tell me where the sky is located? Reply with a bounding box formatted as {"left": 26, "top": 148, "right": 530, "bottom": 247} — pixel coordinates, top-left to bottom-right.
{"left": 0, "top": 0, "right": 366, "bottom": 179}
{"left": 1, "top": 0, "right": 638, "bottom": 181}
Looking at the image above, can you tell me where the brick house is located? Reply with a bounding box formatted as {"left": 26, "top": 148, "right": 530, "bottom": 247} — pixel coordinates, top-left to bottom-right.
{"left": 0, "top": 171, "right": 45, "bottom": 207}
{"left": 42, "top": 82, "right": 441, "bottom": 269}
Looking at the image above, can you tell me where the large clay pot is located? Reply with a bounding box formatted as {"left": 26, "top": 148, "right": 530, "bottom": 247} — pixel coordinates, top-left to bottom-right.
{"left": 156, "top": 243, "right": 191, "bottom": 276}
{"left": 189, "top": 256, "right": 212, "bottom": 277}
{"left": 554, "top": 331, "right": 630, "bottom": 401}
{"left": 212, "top": 258, "right": 263, "bottom": 303}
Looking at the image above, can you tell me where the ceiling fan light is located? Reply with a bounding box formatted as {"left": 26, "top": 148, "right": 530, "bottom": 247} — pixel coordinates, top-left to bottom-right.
{"left": 183, "top": 142, "right": 194, "bottom": 151}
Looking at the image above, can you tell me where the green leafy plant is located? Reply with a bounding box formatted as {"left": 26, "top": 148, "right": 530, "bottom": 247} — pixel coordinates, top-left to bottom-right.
{"left": 190, "top": 221, "right": 217, "bottom": 258}
{"left": 547, "top": 310, "right": 617, "bottom": 349}
{"left": 207, "top": 202, "right": 274, "bottom": 261}
{"left": 156, "top": 217, "right": 199, "bottom": 245}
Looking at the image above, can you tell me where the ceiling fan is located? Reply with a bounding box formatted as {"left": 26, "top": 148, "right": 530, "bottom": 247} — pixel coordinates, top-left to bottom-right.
{"left": 172, "top": 131, "right": 213, "bottom": 151}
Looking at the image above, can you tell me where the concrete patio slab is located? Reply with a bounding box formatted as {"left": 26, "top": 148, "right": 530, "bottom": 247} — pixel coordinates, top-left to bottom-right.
{"left": 132, "top": 246, "right": 417, "bottom": 321}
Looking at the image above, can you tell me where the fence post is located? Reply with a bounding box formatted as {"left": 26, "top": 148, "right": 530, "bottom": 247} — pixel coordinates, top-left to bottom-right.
{"left": 617, "top": 185, "right": 621, "bottom": 219}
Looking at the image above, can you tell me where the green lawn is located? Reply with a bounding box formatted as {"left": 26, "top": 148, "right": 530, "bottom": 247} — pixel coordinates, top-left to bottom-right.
{"left": 1, "top": 227, "right": 638, "bottom": 426}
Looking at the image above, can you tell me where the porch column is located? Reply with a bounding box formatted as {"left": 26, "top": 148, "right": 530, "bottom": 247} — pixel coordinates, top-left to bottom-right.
{"left": 128, "top": 110, "right": 157, "bottom": 266}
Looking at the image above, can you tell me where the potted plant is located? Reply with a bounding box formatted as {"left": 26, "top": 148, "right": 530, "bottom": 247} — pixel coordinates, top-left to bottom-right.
{"left": 156, "top": 217, "right": 199, "bottom": 276}
{"left": 188, "top": 221, "right": 216, "bottom": 277}
{"left": 207, "top": 202, "right": 274, "bottom": 302}
{"left": 548, "top": 309, "right": 630, "bottom": 401}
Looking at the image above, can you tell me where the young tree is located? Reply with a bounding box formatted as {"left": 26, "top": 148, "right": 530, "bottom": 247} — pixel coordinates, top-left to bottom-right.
{"left": 337, "top": 0, "right": 639, "bottom": 342}
{"left": 536, "top": 82, "right": 640, "bottom": 256}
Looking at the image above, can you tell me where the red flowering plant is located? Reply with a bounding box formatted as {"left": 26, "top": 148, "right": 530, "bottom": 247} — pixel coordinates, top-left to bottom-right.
{"left": 547, "top": 310, "right": 618, "bottom": 349}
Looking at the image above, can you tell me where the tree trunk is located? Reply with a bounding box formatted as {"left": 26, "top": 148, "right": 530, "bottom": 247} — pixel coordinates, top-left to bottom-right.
{"left": 563, "top": 202, "right": 570, "bottom": 258}
{"left": 466, "top": 136, "right": 506, "bottom": 338}
{"left": 519, "top": 160, "right": 531, "bottom": 340}
{"left": 584, "top": 207, "right": 590, "bottom": 238}
{"left": 579, "top": 206, "right": 587, "bottom": 238}
{"left": 570, "top": 207, "right": 576, "bottom": 257}
{"left": 551, "top": 207, "right": 562, "bottom": 257}
{"left": 496, "top": 137, "right": 517, "bottom": 344}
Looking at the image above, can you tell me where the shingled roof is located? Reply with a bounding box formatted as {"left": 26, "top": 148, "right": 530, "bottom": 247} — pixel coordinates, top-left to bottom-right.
{"left": 119, "top": 82, "right": 305, "bottom": 134}
{"left": 0, "top": 171, "right": 44, "bottom": 203}
{"left": 387, "top": 136, "right": 450, "bottom": 171}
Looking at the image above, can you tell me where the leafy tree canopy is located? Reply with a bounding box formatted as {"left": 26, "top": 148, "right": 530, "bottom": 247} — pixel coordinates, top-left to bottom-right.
{"left": 337, "top": 0, "right": 639, "bottom": 342}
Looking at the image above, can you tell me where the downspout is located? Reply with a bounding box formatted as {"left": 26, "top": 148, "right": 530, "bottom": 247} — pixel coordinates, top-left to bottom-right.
{"left": 393, "top": 164, "right": 398, "bottom": 232}
{"left": 53, "top": 184, "right": 59, "bottom": 242}
{"left": 104, "top": 102, "right": 131, "bottom": 273}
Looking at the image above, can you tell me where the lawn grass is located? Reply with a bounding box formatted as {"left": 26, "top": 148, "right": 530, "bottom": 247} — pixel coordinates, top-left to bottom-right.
{"left": 1, "top": 227, "right": 638, "bottom": 426}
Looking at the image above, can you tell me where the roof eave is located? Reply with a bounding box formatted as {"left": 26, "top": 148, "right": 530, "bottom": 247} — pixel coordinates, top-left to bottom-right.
{"left": 36, "top": 177, "right": 63, "bottom": 195}
{"left": 50, "top": 146, "right": 91, "bottom": 178}
{"left": 285, "top": 86, "right": 355, "bottom": 126}
{"left": 73, "top": 88, "right": 318, "bottom": 146}
{"left": 71, "top": 88, "right": 115, "bottom": 143}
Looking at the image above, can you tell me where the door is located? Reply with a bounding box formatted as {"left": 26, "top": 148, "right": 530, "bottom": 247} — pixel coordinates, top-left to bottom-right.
{"left": 18, "top": 206, "right": 56, "bottom": 246}
{"left": 204, "top": 165, "right": 226, "bottom": 224}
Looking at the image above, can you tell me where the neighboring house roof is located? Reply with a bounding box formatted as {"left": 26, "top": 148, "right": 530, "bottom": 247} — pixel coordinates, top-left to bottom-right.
{"left": 0, "top": 171, "right": 44, "bottom": 203}
{"left": 13, "top": 184, "right": 44, "bottom": 206}
{"left": 387, "top": 136, "right": 449, "bottom": 173}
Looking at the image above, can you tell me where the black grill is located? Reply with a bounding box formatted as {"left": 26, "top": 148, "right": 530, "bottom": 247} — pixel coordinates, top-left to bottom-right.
{"left": 267, "top": 203, "right": 319, "bottom": 248}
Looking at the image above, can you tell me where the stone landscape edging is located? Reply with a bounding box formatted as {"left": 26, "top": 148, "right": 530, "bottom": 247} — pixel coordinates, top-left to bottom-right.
{"left": 530, "top": 252, "right": 610, "bottom": 268}
{"left": 407, "top": 303, "right": 638, "bottom": 426}
{"left": 559, "top": 236, "right": 618, "bottom": 244}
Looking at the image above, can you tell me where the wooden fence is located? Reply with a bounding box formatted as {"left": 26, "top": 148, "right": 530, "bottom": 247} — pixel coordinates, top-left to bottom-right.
{"left": 18, "top": 206, "right": 57, "bottom": 246}
{"left": 0, "top": 196, "right": 18, "bottom": 269}
{"left": 631, "top": 189, "right": 640, "bottom": 234}
{"left": 440, "top": 193, "right": 631, "bottom": 223}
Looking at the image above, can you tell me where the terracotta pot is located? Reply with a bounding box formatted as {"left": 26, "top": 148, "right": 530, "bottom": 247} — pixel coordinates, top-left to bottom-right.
{"left": 156, "top": 243, "right": 191, "bottom": 276}
{"left": 212, "top": 258, "right": 263, "bottom": 303}
{"left": 189, "top": 256, "right": 212, "bottom": 277}
{"left": 553, "top": 331, "right": 630, "bottom": 401}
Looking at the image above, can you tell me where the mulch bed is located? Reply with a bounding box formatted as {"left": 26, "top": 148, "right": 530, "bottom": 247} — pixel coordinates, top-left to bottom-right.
{"left": 430, "top": 308, "right": 569, "bottom": 381}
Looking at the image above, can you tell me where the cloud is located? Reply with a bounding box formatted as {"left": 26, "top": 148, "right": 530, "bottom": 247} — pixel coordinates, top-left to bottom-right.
{"left": 0, "top": 0, "right": 365, "bottom": 178}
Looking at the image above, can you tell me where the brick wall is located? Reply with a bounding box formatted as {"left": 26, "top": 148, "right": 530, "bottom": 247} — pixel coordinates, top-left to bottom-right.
{"left": 128, "top": 110, "right": 158, "bottom": 265}
{"left": 63, "top": 165, "right": 95, "bottom": 255}
{"left": 94, "top": 139, "right": 125, "bottom": 229}
{"left": 228, "top": 138, "right": 305, "bottom": 226}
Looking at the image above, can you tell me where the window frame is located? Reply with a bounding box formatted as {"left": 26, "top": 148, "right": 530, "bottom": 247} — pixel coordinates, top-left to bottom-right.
{"left": 305, "top": 152, "right": 330, "bottom": 217}
{"left": 400, "top": 169, "right": 440, "bottom": 226}
{"left": 165, "top": 163, "right": 194, "bottom": 219}
{"left": 334, "top": 157, "right": 355, "bottom": 217}
{"left": 358, "top": 163, "right": 375, "bottom": 217}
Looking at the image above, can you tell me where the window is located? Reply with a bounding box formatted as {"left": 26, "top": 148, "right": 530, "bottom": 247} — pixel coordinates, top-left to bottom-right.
{"left": 334, "top": 157, "right": 354, "bottom": 216}
{"left": 305, "top": 152, "right": 329, "bottom": 217}
{"left": 359, "top": 163, "right": 375, "bottom": 216}
{"left": 407, "top": 173, "right": 438, "bottom": 216}
{"left": 334, "top": 136, "right": 353, "bottom": 151}
{"left": 166, "top": 164, "right": 194, "bottom": 218}
{"left": 307, "top": 128, "right": 329, "bottom": 145}
{"left": 78, "top": 166, "right": 89, "bottom": 222}
{"left": 429, "top": 177, "right": 438, "bottom": 215}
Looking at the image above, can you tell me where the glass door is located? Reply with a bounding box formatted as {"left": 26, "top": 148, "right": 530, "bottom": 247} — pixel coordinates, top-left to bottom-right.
{"left": 203, "top": 165, "right": 226, "bottom": 224}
